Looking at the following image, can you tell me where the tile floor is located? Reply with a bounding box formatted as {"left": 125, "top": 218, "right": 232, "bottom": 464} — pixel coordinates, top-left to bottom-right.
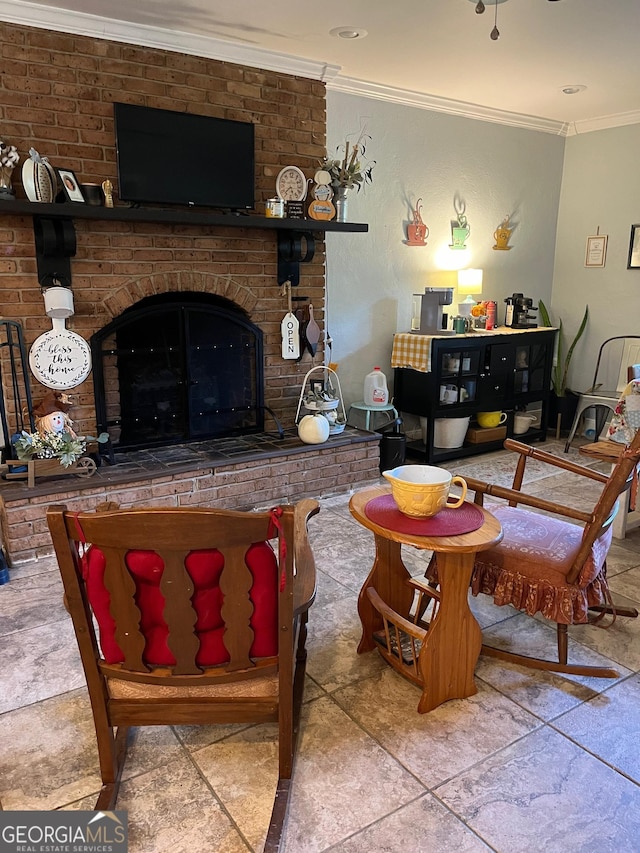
{"left": 1, "top": 440, "right": 640, "bottom": 852}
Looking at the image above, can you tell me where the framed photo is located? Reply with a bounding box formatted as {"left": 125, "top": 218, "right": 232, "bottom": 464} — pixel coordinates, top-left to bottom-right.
{"left": 628, "top": 224, "right": 640, "bottom": 269}
{"left": 57, "top": 169, "right": 85, "bottom": 203}
{"left": 585, "top": 234, "right": 608, "bottom": 268}
{"left": 309, "top": 379, "right": 324, "bottom": 396}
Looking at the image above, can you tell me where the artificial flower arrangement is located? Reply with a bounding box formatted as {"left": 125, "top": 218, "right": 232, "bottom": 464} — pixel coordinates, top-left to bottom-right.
{"left": 12, "top": 390, "right": 108, "bottom": 468}
{"left": 14, "top": 428, "right": 89, "bottom": 468}
{"left": 320, "top": 128, "right": 375, "bottom": 191}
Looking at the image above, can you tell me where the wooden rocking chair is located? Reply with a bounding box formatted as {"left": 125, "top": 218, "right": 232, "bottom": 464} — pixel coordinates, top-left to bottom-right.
{"left": 429, "top": 435, "right": 640, "bottom": 678}
{"left": 47, "top": 499, "right": 319, "bottom": 851}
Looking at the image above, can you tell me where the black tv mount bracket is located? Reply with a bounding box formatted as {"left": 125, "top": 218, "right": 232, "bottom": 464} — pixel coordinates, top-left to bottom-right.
{"left": 33, "top": 215, "right": 76, "bottom": 289}
{"left": 277, "top": 230, "right": 315, "bottom": 287}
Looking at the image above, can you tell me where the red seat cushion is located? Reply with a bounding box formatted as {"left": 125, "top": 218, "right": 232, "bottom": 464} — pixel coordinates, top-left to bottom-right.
{"left": 82, "top": 542, "right": 278, "bottom": 666}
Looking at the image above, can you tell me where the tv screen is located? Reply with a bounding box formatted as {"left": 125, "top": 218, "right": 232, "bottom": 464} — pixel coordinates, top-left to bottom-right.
{"left": 113, "top": 103, "right": 255, "bottom": 210}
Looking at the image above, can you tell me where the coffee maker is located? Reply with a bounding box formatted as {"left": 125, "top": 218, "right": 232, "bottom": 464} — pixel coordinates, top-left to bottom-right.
{"left": 411, "top": 287, "right": 455, "bottom": 335}
{"left": 505, "top": 292, "right": 538, "bottom": 329}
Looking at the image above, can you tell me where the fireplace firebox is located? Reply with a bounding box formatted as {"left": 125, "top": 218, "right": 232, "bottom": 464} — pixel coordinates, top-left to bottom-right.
{"left": 91, "top": 293, "right": 264, "bottom": 449}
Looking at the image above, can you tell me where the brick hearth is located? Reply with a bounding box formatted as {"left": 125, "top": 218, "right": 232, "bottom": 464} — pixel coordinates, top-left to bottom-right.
{"left": 0, "top": 429, "right": 381, "bottom": 565}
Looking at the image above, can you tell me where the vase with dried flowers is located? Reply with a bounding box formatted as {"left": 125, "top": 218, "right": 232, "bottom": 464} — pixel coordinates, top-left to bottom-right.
{"left": 0, "top": 141, "right": 20, "bottom": 200}
{"left": 320, "top": 129, "right": 375, "bottom": 221}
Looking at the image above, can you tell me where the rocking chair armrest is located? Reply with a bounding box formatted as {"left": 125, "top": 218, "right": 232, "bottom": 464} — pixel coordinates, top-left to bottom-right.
{"left": 503, "top": 439, "right": 610, "bottom": 485}
{"left": 293, "top": 498, "right": 320, "bottom": 614}
{"left": 463, "top": 476, "right": 593, "bottom": 524}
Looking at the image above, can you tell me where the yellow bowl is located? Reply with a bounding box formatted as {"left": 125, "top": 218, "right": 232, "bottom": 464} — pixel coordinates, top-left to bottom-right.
{"left": 476, "top": 411, "right": 507, "bottom": 429}
{"left": 382, "top": 465, "right": 467, "bottom": 518}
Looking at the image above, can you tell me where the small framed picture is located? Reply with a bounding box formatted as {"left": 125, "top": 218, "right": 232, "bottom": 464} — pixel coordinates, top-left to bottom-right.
{"left": 628, "top": 224, "right": 640, "bottom": 270}
{"left": 309, "top": 379, "right": 324, "bottom": 396}
{"left": 585, "top": 234, "right": 608, "bottom": 268}
{"left": 57, "top": 168, "right": 85, "bottom": 203}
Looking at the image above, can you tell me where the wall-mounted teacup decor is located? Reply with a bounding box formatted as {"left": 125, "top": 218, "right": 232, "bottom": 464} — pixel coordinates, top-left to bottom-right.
{"left": 450, "top": 199, "right": 469, "bottom": 250}
{"left": 405, "top": 198, "right": 429, "bottom": 246}
{"left": 493, "top": 216, "right": 513, "bottom": 250}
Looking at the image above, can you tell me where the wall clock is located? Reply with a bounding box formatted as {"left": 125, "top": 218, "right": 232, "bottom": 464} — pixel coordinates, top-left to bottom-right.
{"left": 276, "top": 166, "right": 308, "bottom": 202}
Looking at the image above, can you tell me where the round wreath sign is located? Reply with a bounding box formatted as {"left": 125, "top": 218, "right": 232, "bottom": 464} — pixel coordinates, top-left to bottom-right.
{"left": 29, "top": 328, "right": 92, "bottom": 390}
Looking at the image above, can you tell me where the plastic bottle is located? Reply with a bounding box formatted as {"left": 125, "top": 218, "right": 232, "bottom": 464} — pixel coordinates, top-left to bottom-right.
{"left": 364, "top": 367, "right": 389, "bottom": 407}
{"left": 504, "top": 297, "right": 514, "bottom": 327}
{"left": 486, "top": 301, "right": 496, "bottom": 331}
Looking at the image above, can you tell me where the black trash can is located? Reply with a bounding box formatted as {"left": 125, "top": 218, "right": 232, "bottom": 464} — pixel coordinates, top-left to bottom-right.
{"left": 377, "top": 418, "right": 406, "bottom": 473}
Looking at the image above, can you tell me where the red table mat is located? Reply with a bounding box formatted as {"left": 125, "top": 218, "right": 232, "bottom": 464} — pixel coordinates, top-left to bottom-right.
{"left": 364, "top": 494, "right": 484, "bottom": 536}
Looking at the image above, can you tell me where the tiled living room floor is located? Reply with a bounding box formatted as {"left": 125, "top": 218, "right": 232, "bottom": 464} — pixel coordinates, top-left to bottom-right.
{"left": 1, "top": 440, "right": 640, "bottom": 852}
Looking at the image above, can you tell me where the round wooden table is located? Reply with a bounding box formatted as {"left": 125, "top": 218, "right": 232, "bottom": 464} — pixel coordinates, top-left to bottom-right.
{"left": 349, "top": 484, "right": 503, "bottom": 713}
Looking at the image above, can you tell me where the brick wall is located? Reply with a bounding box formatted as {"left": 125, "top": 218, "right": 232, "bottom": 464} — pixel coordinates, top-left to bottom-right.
{"left": 0, "top": 21, "right": 328, "bottom": 435}
{"left": 0, "top": 439, "right": 381, "bottom": 563}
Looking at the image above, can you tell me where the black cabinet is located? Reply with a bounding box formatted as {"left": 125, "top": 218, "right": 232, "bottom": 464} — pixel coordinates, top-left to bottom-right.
{"left": 394, "top": 328, "right": 556, "bottom": 463}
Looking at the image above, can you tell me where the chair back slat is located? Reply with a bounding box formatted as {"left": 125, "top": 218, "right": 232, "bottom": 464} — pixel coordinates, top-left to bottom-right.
{"left": 101, "top": 546, "right": 148, "bottom": 672}
{"left": 567, "top": 429, "right": 640, "bottom": 583}
{"left": 218, "top": 544, "right": 258, "bottom": 671}
{"left": 159, "top": 551, "right": 200, "bottom": 675}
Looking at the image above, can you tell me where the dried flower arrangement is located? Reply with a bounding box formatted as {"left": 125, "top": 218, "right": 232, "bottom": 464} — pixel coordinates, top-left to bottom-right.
{"left": 321, "top": 128, "right": 375, "bottom": 191}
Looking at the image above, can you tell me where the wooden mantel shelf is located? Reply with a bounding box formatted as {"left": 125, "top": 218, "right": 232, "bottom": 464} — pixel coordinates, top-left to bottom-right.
{"left": 0, "top": 198, "right": 368, "bottom": 233}
{"left": 0, "top": 198, "right": 368, "bottom": 285}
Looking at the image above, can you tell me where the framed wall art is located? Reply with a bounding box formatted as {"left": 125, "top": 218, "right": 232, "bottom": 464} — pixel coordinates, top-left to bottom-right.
{"left": 585, "top": 234, "right": 608, "bottom": 267}
{"left": 57, "top": 169, "right": 85, "bottom": 203}
{"left": 628, "top": 224, "right": 640, "bottom": 269}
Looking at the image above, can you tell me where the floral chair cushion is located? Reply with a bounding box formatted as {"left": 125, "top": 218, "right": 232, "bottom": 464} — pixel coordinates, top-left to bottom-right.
{"left": 468, "top": 504, "right": 613, "bottom": 625}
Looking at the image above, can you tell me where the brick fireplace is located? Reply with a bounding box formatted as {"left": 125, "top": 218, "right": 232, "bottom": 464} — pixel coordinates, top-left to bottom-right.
{"left": 0, "top": 22, "right": 381, "bottom": 565}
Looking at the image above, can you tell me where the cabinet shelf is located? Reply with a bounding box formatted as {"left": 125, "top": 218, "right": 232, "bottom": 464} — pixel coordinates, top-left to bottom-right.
{"left": 394, "top": 328, "right": 556, "bottom": 463}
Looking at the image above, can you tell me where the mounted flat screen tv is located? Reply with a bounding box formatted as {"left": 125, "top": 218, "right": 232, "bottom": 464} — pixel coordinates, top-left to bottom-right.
{"left": 113, "top": 102, "right": 255, "bottom": 210}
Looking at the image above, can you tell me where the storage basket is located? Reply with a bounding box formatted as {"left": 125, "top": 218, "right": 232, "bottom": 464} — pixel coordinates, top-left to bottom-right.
{"left": 433, "top": 416, "right": 470, "bottom": 449}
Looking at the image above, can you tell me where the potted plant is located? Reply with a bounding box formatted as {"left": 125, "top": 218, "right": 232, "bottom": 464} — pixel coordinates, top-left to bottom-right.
{"left": 538, "top": 299, "right": 589, "bottom": 431}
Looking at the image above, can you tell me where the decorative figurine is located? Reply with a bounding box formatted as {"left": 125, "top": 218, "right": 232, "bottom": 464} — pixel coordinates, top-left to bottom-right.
{"left": 101, "top": 179, "right": 114, "bottom": 208}
{"left": 405, "top": 198, "right": 429, "bottom": 246}
{"left": 32, "top": 390, "right": 77, "bottom": 438}
{"left": 0, "top": 140, "right": 20, "bottom": 200}
{"left": 493, "top": 216, "right": 513, "bottom": 250}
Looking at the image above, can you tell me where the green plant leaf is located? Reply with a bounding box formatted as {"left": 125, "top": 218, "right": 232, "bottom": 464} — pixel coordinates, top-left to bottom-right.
{"left": 537, "top": 300, "right": 588, "bottom": 395}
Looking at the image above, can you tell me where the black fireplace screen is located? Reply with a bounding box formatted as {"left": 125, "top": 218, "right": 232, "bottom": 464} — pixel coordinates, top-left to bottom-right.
{"left": 91, "top": 293, "right": 264, "bottom": 449}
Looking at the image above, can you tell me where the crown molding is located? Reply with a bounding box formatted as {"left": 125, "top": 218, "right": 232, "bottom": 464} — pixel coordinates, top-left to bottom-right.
{"left": 326, "top": 76, "right": 569, "bottom": 137}
{"left": 3, "top": 1, "right": 639, "bottom": 136}
{"left": 0, "top": 0, "right": 341, "bottom": 82}
{"left": 564, "top": 110, "right": 640, "bottom": 137}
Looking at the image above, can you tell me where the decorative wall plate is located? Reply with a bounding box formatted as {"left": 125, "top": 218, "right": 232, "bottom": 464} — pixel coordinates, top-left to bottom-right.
{"left": 29, "top": 327, "right": 92, "bottom": 389}
{"left": 22, "top": 150, "right": 57, "bottom": 203}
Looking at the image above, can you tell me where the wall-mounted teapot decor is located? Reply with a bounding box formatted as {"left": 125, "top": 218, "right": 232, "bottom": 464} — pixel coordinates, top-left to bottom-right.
{"left": 450, "top": 198, "right": 470, "bottom": 250}
{"left": 493, "top": 215, "right": 513, "bottom": 251}
{"left": 405, "top": 198, "right": 429, "bottom": 246}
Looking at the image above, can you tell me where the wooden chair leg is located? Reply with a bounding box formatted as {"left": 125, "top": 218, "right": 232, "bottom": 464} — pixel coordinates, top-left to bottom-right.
{"left": 557, "top": 623, "right": 568, "bottom": 665}
{"left": 94, "top": 726, "right": 131, "bottom": 810}
{"left": 264, "top": 623, "right": 308, "bottom": 852}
